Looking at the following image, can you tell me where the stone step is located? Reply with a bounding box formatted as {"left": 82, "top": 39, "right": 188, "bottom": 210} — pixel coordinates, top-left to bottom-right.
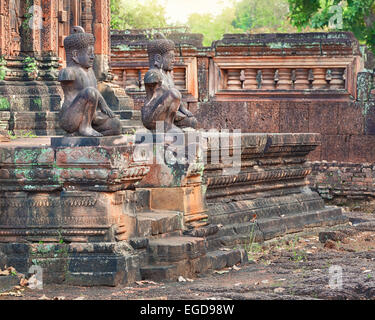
{"left": 205, "top": 207, "right": 348, "bottom": 249}
{"left": 140, "top": 247, "right": 247, "bottom": 282}
{"left": 207, "top": 193, "right": 325, "bottom": 226}
{"left": 119, "top": 119, "right": 142, "bottom": 128}
{"left": 122, "top": 125, "right": 144, "bottom": 135}
{"left": 115, "top": 110, "right": 141, "bottom": 120}
{"left": 10, "top": 110, "right": 143, "bottom": 136}
{"left": 136, "top": 211, "right": 183, "bottom": 237}
{"left": 147, "top": 236, "right": 206, "bottom": 264}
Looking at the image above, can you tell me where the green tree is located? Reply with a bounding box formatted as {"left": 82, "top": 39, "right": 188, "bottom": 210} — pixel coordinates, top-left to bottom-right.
{"left": 110, "top": 0, "right": 167, "bottom": 29}
{"left": 232, "top": 0, "right": 298, "bottom": 33}
{"left": 288, "top": 0, "right": 375, "bottom": 52}
{"left": 187, "top": 7, "right": 242, "bottom": 46}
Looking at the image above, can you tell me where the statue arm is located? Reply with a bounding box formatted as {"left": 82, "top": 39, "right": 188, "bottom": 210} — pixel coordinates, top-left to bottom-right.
{"left": 58, "top": 68, "right": 76, "bottom": 82}
{"left": 178, "top": 102, "right": 193, "bottom": 117}
{"left": 98, "top": 94, "right": 115, "bottom": 118}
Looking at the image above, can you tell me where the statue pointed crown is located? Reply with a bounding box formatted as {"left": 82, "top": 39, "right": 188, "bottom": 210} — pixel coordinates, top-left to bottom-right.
{"left": 147, "top": 33, "right": 175, "bottom": 59}
{"left": 64, "top": 26, "right": 95, "bottom": 52}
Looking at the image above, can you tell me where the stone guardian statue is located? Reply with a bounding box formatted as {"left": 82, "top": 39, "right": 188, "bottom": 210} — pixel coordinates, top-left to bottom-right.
{"left": 58, "top": 26, "right": 121, "bottom": 137}
{"left": 142, "top": 33, "right": 197, "bottom": 131}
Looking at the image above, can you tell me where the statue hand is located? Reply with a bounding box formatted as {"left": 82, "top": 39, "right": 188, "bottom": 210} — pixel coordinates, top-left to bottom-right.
{"left": 102, "top": 107, "right": 115, "bottom": 118}
{"left": 179, "top": 105, "right": 193, "bottom": 117}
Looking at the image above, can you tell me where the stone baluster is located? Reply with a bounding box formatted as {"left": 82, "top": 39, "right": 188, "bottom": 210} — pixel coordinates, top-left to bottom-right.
{"left": 294, "top": 68, "right": 310, "bottom": 90}
{"left": 277, "top": 68, "right": 293, "bottom": 90}
{"left": 125, "top": 69, "right": 138, "bottom": 90}
{"left": 226, "top": 69, "right": 242, "bottom": 90}
{"left": 243, "top": 69, "right": 258, "bottom": 89}
{"left": 329, "top": 68, "right": 345, "bottom": 89}
{"left": 173, "top": 68, "right": 186, "bottom": 90}
{"left": 140, "top": 69, "right": 147, "bottom": 91}
{"left": 312, "top": 68, "right": 328, "bottom": 89}
{"left": 260, "top": 68, "right": 276, "bottom": 90}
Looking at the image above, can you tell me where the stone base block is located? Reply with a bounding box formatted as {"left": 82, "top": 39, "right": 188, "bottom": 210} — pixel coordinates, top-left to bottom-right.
{"left": 0, "top": 242, "right": 143, "bottom": 287}
{"left": 146, "top": 186, "right": 209, "bottom": 228}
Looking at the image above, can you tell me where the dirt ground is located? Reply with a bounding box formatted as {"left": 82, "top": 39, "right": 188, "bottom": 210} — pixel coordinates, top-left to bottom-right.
{"left": 1, "top": 210, "right": 375, "bottom": 301}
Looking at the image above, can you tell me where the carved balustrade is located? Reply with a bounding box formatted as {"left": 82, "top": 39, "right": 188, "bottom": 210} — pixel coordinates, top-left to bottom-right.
{"left": 220, "top": 66, "right": 346, "bottom": 91}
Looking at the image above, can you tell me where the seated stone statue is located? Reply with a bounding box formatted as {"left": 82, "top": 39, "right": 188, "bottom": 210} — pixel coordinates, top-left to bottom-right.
{"left": 142, "top": 33, "right": 198, "bottom": 131}
{"left": 58, "top": 26, "right": 121, "bottom": 137}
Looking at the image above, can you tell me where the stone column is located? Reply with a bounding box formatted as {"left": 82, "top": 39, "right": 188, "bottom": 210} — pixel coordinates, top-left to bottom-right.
{"left": 329, "top": 68, "right": 345, "bottom": 89}
{"left": 312, "top": 68, "right": 328, "bottom": 89}
{"left": 277, "top": 68, "right": 293, "bottom": 90}
{"left": 93, "top": 0, "right": 110, "bottom": 81}
{"left": 294, "top": 68, "right": 310, "bottom": 90}
{"left": 226, "top": 69, "right": 241, "bottom": 90}
{"left": 125, "top": 69, "right": 139, "bottom": 90}
{"left": 41, "top": 0, "right": 59, "bottom": 55}
{"left": 261, "top": 68, "right": 275, "bottom": 90}
{"left": 81, "top": 0, "right": 93, "bottom": 34}
{"left": 243, "top": 69, "right": 258, "bottom": 89}
{"left": 0, "top": 0, "right": 6, "bottom": 56}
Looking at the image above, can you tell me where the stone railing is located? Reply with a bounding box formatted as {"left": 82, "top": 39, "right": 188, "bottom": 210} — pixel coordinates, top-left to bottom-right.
{"left": 214, "top": 63, "right": 350, "bottom": 98}
{"left": 111, "top": 31, "right": 361, "bottom": 110}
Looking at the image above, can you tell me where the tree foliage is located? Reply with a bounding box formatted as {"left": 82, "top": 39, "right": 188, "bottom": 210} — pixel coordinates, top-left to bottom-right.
{"left": 110, "top": 0, "right": 167, "bottom": 30}
{"left": 232, "top": 0, "right": 298, "bottom": 33}
{"left": 187, "top": 8, "right": 243, "bottom": 46}
{"left": 288, "top": 0, "right": 375, "bottom": 52}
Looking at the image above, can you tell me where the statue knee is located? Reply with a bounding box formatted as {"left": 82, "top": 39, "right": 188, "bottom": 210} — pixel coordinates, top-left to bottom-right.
{"left": 83, "top": 87, "right": 99, "bottom": 103}
{"left": 169, "top": 88, "right": 181, "bottom": 100}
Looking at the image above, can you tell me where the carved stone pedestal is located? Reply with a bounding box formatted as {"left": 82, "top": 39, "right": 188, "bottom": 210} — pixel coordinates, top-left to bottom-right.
{"left": 135, "top": 130, "right": 209, "bottom": 229}
{"left": 0, "top": 136, "right": 150, "bottom": 285}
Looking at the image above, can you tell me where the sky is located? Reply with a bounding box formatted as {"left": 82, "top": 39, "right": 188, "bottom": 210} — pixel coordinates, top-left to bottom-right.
{"left": 162, "top": 0, "right": 238, "bottom": 24}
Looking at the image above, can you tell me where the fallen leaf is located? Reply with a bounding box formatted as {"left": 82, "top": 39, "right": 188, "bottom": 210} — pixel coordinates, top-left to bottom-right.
{"left": 135, "top": 280, "right": 158, "bottom": 286}
{"left": 28, "top": 275, "right": 42, "bottom": 290}
{"left": 0, "top": 291, "right": 23, "bottom": 297}
{"left": 7, "top": 267, "right": 16, "bottom": 274}
{"left": 214, "top": 270, "right": 229, "bottom": 275}
{"left": 0, "top": 270, "right": 10, "bottom": 276}
{"left": 19, "top": 278, "right": 28, "bottom": 287}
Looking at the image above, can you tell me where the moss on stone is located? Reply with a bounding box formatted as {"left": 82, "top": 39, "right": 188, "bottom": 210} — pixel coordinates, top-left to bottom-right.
{"left": 0, "top": 97, "right": 10, "bottom": 110}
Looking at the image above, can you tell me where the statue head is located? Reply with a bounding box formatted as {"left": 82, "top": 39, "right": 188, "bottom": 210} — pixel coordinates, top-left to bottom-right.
{"left": 147, "top": 33, "right": 175, "bottom": 71}
{"left": 64, "top": 26, "right": 95, "bottom": 69}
